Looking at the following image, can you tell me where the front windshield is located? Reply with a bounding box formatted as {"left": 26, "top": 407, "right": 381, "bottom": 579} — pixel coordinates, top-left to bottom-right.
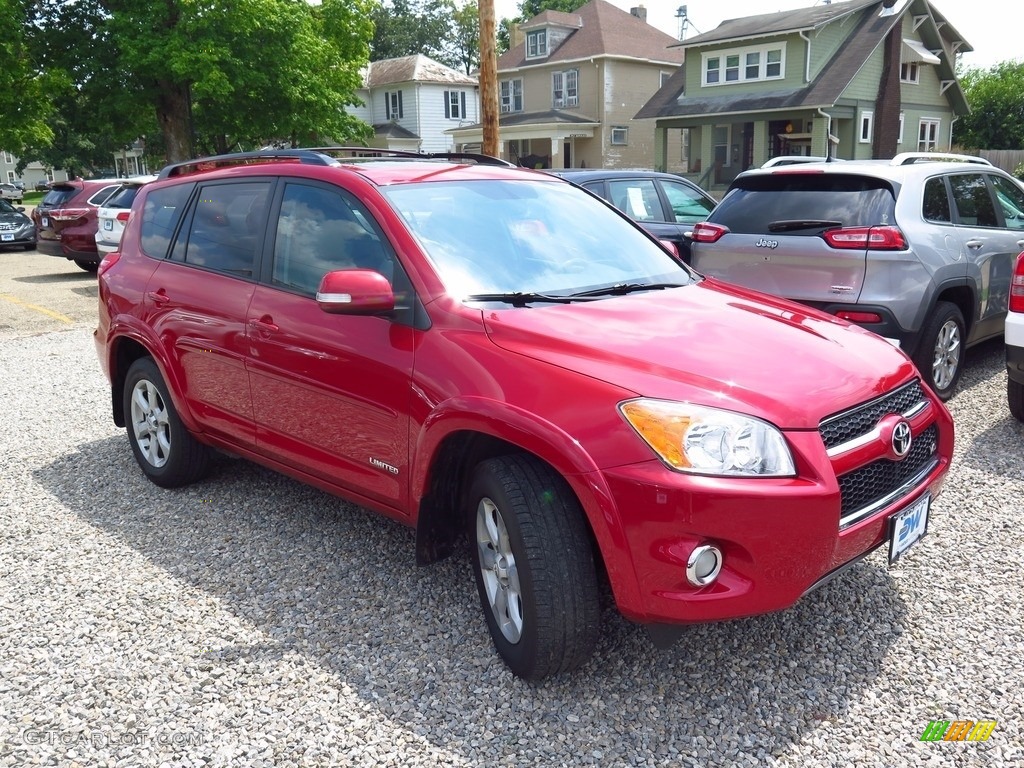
{"left": 382, "top": 178, "right": 693, "bottom": 297}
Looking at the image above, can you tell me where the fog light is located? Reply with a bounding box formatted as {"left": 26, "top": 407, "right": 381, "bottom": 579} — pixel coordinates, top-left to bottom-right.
{"left": 686, "top": 544, "right": 722, "bottom": 587}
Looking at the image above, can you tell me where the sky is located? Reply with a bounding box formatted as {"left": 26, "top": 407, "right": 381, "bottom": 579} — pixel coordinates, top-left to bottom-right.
{"left": 493, "top": 0, "right": 1018, "bottom": 71}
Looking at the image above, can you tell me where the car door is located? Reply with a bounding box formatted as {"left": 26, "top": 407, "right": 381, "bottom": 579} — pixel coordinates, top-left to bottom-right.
{"left": 245, "top": 180, "right": 416, "bottom": 510}
{"left": 947, "top": 171, "right": 1024, "bottom": 338}
{"left": 141, "top": 179, "right": 272, "bottom": 446}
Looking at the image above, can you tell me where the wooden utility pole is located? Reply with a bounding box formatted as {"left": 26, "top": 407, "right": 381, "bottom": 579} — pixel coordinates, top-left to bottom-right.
{"left": 479, "top": 0, "right": 499, "bottom": 157}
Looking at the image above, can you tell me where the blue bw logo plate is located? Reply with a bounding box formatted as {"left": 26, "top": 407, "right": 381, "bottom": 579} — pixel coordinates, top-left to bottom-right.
{"left": 888, "top": 492, "right": 930, "bottom": 563}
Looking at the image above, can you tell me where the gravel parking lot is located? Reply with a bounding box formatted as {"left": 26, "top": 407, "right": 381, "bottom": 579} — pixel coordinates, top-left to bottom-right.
{"left": 1, "top": 248, "right": 1021, "bottom": 767}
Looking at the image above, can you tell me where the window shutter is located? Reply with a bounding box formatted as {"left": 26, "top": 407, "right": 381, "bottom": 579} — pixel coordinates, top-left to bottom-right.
{"left": 460, "top": 91, "right": 466, "bottom": 118}
{"left": 385, "top": 92, "right": 391, "bottom": 120}
{"left": 398, "top": 91, "right": 403, "bottom": 119}
{"left": 444, "top": 91, "right": 450, "bottom": 119}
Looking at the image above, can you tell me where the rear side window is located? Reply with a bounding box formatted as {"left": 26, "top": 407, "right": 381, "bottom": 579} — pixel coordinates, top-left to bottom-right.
{"left": 711, "top": 174, "right": 896, "bottom": 235}
{"left": 140, "top": 183, "right": 195, "bottom": 259}
{"left": 607, "top": 179, "right": 663, "bottom": 222}
{"left": 948, "top": 173, "right": 997, "bottom": 228}
{"left": 179, "top": 181, "right": 271, "bottom": 276}
{"left": 87, "top": 185, "right": 121, "bottom": 207}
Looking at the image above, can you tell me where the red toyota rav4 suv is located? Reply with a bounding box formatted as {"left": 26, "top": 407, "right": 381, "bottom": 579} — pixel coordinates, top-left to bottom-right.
{"left": 95, "top": 149, "right": 953, "bottom": 679}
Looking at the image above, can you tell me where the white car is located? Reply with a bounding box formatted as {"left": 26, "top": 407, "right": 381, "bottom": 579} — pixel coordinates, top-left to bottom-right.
{"left": 0, "top": 183, "right": 24, "bottom": 204}
{"left": 1008, "top": 251, "right": 1024, "bottom": 421}
{"left": 95, "top": 175, "right": 157, "bottom": 255}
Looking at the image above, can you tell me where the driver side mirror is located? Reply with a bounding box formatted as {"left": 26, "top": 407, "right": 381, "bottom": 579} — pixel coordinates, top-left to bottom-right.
{"left": 316, "top": 269, "right": 395, "bottom": 315}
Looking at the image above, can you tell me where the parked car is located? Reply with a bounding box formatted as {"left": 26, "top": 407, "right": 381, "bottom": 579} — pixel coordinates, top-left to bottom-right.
{"left": 95, "top": 148, "right": 953, "bottom": 679}
{"left": 690, "top": 152, "right": 1024, "bottom": 400}
{"left": 95, "top": 175, "right": 158, "bottom": 256}
{"left": 1007, "top": 251, "right": 1024, "bottom": 421}
{"left": 0, "top": 199, "right": 36, "bottom": 250}
{"left": 0, "top": 183, "right": 24, "bottom": 204}
{"left": 35, "top": 180, "right": 52, "bottom": 192}
{"left": 33, "top": 178, "right": 122, "bottom": 271}
{"left": 550, "top": 169, "right": 717, "bottom": 262}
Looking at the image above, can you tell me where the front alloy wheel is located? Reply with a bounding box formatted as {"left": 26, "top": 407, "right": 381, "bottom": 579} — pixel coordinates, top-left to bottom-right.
{"left": 914, "top": 302, "right": 964, "bottom": 401}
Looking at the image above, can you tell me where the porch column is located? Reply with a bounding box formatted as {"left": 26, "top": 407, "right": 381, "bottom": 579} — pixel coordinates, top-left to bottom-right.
{"left": 752, "top": 121, "right": 768, "bottom": 168}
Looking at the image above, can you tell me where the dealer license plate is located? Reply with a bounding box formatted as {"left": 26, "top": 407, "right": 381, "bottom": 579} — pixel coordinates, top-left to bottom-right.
{"left": 1, "top": 233, "right": 13, "bottom": 242}
{"left": 41, "top": 217, "right": 49, "bottom": 227}
{"left": 888, "top": 493, "right": 930, "bottom": 563}
{"left": 103, "top": 219, "right": 113, "bottom": 230}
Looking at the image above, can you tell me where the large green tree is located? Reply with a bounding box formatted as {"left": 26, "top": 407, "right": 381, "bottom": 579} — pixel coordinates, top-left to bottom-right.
{"left": 370, "top": 0, "right": 453, "bottom": 63}
{"left": 954, "top": 61, "right": 1024, "bottom": 150}
{"left": 0, "top": 0, "right": 57, "bottom": 153}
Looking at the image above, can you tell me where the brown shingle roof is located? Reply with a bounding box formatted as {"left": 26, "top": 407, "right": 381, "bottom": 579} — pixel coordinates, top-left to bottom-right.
{"left": 498, "top": 0, "right": 685, "bottom": 70}
{"left": 365, "top": 55, "right": 476, "bottom": 88}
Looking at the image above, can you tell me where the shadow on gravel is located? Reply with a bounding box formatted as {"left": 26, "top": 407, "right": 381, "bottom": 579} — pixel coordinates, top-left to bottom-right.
{"left": 69, "top": 285, "right": 99, "bottom": 299}
{"left": 36, "top": 436, "right": 909, "bottom": 764}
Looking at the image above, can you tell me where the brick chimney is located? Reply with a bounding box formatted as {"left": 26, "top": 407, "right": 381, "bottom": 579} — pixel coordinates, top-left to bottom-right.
{"left": 630, "top": 5, "right": 648, "bottom": 23}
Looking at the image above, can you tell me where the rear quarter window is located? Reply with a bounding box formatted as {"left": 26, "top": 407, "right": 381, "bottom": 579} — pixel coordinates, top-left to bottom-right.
{"left": 139, "top": 183, "right": 195, "bottom": 259}
{"left": 103, "top": 186, "right": 143, "bottom": 209}
{"left": 711, "top": 173, "right": 897, "bottom": 235}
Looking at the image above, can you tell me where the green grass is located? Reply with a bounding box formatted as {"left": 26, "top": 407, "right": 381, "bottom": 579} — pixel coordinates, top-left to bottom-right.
{"left": 22, "top": 191, "right": 44, "bottom": 205}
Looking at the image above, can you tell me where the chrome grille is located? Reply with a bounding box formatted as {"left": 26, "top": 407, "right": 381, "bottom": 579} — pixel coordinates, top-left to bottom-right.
{"left": 819, "top": 381, "right": 926, "bottom": 450}
{"left": 837, "top": 424, "right": 938, "bottom": 525}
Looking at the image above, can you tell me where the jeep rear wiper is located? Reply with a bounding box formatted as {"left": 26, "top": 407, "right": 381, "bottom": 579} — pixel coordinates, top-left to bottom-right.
{"left": 568, "top": 282, "right": 687, "bottom": 298}
{"left": 767, "top": 219, "right": 843, "bottom": 232}
{"left": 464, "top": 291, "right": 594, "bottom": 306}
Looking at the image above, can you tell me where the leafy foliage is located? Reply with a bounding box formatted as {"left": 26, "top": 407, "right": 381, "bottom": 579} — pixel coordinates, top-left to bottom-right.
{"left": 953, "top": 61, "right": 1024, "bottom": 150}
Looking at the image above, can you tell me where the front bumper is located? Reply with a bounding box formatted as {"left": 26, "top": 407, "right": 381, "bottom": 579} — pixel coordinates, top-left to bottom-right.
{"left": 588, "top": 400, "right": 952, "bottom": 626}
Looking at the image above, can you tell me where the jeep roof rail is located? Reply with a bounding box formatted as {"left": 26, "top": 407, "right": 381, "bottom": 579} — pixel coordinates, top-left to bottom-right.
{"left": 890, "top": 152, "right": 992, "bottom": 166}
{"left": 157, "top": 147, "right": 513, "bottom": 179}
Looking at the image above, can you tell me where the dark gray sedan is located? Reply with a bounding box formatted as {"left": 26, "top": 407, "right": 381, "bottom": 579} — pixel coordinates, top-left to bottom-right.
{"left": 0, "top": 199, "right": 36, "bottom": 250}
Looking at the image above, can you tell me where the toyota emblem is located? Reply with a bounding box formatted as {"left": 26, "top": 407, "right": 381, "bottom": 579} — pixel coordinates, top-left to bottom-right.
{"left": 891, "top": 420, "right": 912, "bottom": 458}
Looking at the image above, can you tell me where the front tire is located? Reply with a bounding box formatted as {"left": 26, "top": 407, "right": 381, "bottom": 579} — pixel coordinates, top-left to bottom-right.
{"left": 913, "top": 301, "right": 964, "bottom": 401}
{"left": 467, "top": 454, "right": 600, "bottom": 680}
{"left": 123, "top": 357, "right": 210, "bottom": 488}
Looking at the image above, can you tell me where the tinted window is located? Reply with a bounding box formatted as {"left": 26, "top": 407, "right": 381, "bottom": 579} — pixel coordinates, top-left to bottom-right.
{"left": 40, "top": 186, "right": 79, "bottom": 208}
{"left": 271, "top": 183, "right": 393, "bottom": 295}
{"left": 949, "top": 173, "right": 997, "bottom": 228}
{"left": 661, "top": 180, "right": 716, "bottom": 223}
{"left": 922, "top": 177, "right": 952, "bottom": 222}
{"left": 87, "top": 185, "right": 121, "bottom": 207}
{"left": 990, "top": 174, "right": 1024, "bottom": 230}
{"left": 181, "top": 182, "right": 270, "bottom": 276}
{"left": 711, "top": 174, "right": 896, "bottom": 235}
{"left": 103, "top": 185, "right": 143, "bottom": 210}
{"left": 140, "top": 183, "right": 195, "bottom": 259}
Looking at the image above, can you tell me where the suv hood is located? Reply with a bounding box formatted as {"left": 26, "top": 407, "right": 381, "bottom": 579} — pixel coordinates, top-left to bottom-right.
{"left": 482, "top": 278, "right": 917, "bottom": 429}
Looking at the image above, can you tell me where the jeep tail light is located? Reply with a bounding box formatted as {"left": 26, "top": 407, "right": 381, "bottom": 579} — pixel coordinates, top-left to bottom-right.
{"left": 116, "top": 211, "right": 131, "bottom": 223}
{"left": 1011, "top": 252, "right": 1024, "bottom": 313}
{"left": 836, "top": 310, "right": 883, "bottom": 324}
{"left": 50, "top": 207, "right": 90, "bottom": 222}
{"left": 822, "top": 226, "right": 906, "bottom": 250}
{"left": 690, "top": 222, "right": 728, "bottom": 243}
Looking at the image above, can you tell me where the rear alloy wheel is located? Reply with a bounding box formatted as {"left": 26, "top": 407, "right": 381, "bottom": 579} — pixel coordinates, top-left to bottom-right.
{"left": 74, "top": 259, "right": 98, "bottom": 272}
{"left": 123, "top": 358, "right": 210, "bottom": 488}
{"left": 1009, "top": 378, "right": 1024, "bottom": 422}
{"left": 913, "top": 301, "right": 964, "bottom": 401}
{"left": 467, "top": 454, "right": 600, "bottom": 680}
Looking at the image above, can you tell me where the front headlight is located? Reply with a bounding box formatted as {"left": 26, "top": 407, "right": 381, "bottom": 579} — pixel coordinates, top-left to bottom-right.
{"left": 619, "top": 398, "right": 796, "bottom": 477}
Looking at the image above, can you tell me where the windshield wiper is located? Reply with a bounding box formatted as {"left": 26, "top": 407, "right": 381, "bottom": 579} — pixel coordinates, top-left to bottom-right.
{"left": 767, "top": 219, "right": 843, "bottom": 232}
{"left": 463, "top": 291, "right": 595, "bottom": 306}
{"left": 568, "top": 282, "right": 687, "bottom": 298}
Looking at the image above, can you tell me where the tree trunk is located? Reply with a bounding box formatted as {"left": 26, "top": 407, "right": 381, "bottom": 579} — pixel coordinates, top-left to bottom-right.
{"left": 156, "top": 81, "right": 193, "bottom": 162}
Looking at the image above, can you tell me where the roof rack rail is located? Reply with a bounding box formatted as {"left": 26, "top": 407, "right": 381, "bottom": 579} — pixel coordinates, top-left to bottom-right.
{"left": 889, "top": 152, "right": 992, "bottom": 166}
{"left": 157, "top": 146, "right": 513, "bottom": 179}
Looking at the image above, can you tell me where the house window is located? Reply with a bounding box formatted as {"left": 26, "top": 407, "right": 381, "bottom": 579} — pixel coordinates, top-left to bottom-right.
{"left": 6, "top": 171, "right": 14, "bottom": 183}
{"left": 552, "top": 69, "right": 578, "bottom": 108}
{"left": 703, "top": 44, "right": 785, "bottom": 86}
{"left": 526, "top": 30, "right": 547, "bottom": 59}
{"left": 901, "top": 61, "right": 920, "bottom": 83}
{"left": 2, "top": 152, "right": 13, "bottom": 164}
{"left": 500, "top": 78, "right": 523, "bottom": 113}
{"left": 444, "top": 90, "right": 467, "bottom": 119}
{"left": 859, "top": 111, "right": 874, "bottom": 143}
{"left": 611, "top": 127, "right": 628, "bottom": 145}
{"left": 385, "top": 91, "right": 404, "bottom": 120}
{"left": 918, "top": 118, "right": 940, "bottom": 152}
{"left": 660, "top": 71, "right": 672, "bottom": 87}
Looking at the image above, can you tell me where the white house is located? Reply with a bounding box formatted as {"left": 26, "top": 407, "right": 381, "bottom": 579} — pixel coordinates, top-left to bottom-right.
{"left": 353, "top": 55, "right": 481, "bottom": 153}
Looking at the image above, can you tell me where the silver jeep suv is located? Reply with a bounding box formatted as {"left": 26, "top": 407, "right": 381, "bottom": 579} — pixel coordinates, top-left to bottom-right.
{"left": 690, "top": 153, "right": 1024, "bottom": 400}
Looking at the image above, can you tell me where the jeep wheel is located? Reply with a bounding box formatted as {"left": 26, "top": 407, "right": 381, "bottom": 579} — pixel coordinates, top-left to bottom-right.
{"left": 913, "top": 302, "right": 964, "bottom": 401}
{"left": 123, "top": 357, "right": 210, "bottom": 488}
{"left": 1009, "top": 378, "right": 1024, "bottom": 422}
{"left": 467, "top": 454, "right": 600, "bottom": 680}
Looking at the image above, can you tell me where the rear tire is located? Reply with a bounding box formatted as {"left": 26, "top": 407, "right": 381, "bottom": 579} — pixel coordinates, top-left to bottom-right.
{"left": 123, "top": 357, "right": 210, "bottom": 488}
{"left": 467, "top": 454, "right": 600, "bottom": 680}
{"left": 913, "top": 301, "right": 964, "bottom": 401}
{"left": 74, "top": 259, "right": 98, "bottom": 272}
{"left": 1009, "top": 378, "right": 1024, "bottom": 422}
